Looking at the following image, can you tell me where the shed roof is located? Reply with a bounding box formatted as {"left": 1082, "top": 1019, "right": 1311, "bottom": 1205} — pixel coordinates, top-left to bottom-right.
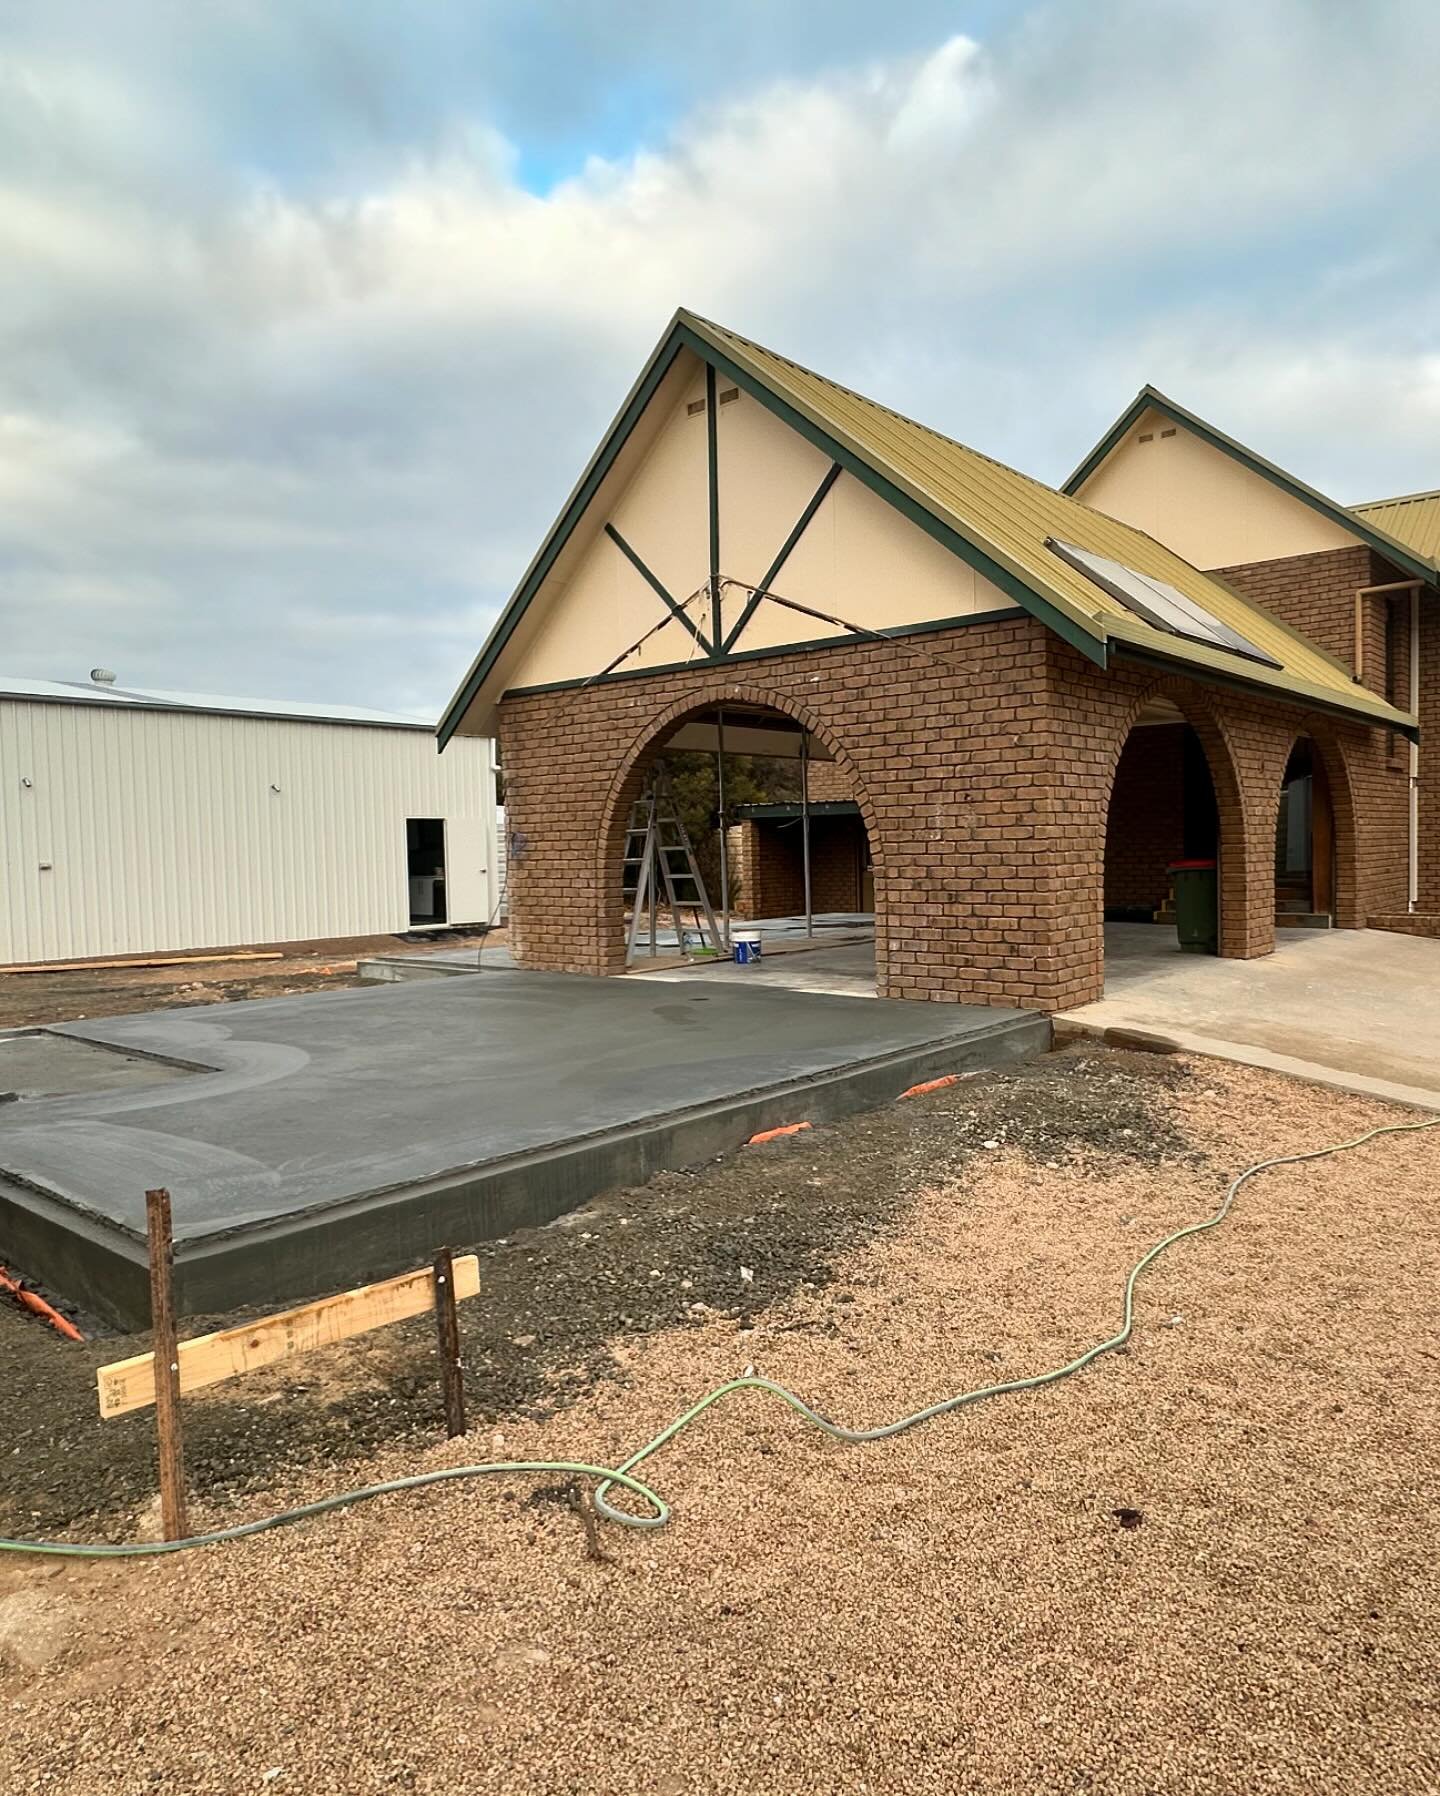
{"left": 0, "top": 675, "right": 434, "bottom": 731}
{"left": 439, "top": 312, "right": 1417, "bottom": 744}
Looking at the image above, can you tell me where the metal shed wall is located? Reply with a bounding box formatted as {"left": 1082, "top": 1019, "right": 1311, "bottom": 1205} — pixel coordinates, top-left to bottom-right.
{"left": 1, "top": 700, "right": 498, "bottom": 963}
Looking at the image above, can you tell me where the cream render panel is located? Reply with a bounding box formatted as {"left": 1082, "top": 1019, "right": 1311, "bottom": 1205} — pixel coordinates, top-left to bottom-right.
{"left": 1076, "top": 409, "right": 1363, "bottom": 568}
{"left": 607, "top": 367, "right": 712, "bottom": 610}
{"left": 505, "top": 528, "right": 701, "bottom": 690}
{"left": 506, "top": 375, "right": 1017, "bottom": 691}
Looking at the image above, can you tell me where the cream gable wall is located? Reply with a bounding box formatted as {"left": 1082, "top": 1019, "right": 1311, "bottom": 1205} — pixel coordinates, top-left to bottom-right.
{"left": 506, "top": 371, "right": 1016, "bottom": 692}
{"left": 1075, "top": 408, "right": 1363, "bottom": 569}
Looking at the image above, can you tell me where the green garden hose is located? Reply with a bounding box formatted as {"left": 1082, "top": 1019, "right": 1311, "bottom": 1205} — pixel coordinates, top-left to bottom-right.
{"left": 3, "top": 1114, "right": 1436, "bottom": 1559}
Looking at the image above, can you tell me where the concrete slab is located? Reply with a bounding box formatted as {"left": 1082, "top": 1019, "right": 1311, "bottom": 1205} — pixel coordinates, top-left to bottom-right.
{"left": 0, "top": 970, "right": 1046, "bottom": 1326}
{"left": 1060, "top": 924, "right": 1440, "bottom": 1110}
{"left": 0, "top": 1031, "right": 200, "bottom": 1099}
{"left": 358, "top": 944, "right": 517, "bottom": 982}
{"left": 632, "top": 939, "right": 879, "bottom": 1000}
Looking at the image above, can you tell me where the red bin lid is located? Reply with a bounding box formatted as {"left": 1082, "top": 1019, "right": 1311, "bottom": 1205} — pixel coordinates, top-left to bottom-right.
{"left": 1168, "top": 858, "right": 1217, "bottom": 870}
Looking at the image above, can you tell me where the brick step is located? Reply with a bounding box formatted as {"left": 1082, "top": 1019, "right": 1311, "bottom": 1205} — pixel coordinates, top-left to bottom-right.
{"left": 1276, "top": 911, "right": 1332, "bottom": 929}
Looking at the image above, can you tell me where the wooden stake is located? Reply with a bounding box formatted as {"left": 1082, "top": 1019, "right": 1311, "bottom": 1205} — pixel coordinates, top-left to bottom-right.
{"left": 145, "top": 1188, "right": 188, "bottom": 1541}
{"left": 432, "top": 1246, "right": 466, "bottom": 1439}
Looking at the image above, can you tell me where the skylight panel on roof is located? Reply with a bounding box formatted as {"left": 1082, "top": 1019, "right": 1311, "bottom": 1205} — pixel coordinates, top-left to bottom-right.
{"left": 1045, "top": 539, "right": 1282, "bottom": 669}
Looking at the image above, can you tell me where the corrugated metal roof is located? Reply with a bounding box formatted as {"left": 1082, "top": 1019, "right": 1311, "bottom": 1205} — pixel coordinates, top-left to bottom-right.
{"left": 1352, "top": 489, "right": 1440, "bottom": 565}
{"left": 687, "top": 315, "right": 1415, "bottom": 732}
{"left": 0, "top": 676, "right": 433, "bottom": 730}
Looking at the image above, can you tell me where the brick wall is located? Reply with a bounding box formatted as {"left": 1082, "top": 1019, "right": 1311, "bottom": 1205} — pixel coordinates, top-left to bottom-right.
{"left": 1103, "top": 724, "right": 1185, "bottom": 913}
{"left": 1208, "top": 546, "right": 1413, "bottom": 917}
{"left": 1368, "top": 913, "right": 1440, "bottom": 941}
{"left": 726, "top": 815, "right": 865, "bottom": 918}
{"left": 497, "top": 613, "right": 1394, "bottom": 1011}
{"left": 1210, "top": 546, "right": 1374, "bottom": 683}
{"left": 805, "top": 760, "right": 856, "bottom": 803}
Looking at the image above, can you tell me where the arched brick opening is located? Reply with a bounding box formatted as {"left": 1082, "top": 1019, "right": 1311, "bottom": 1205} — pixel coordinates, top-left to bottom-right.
{"left": 595, "top": 684, "right": 888, "bottom": 981}
{"left": 1096, "top": 678, "right": 1257, "bottom": 987}
{"left": 1271, "top": 720, "right": 1362, "bottom": 930}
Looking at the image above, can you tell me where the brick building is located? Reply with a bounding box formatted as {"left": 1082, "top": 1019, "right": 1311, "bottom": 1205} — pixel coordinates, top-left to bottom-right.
{"left": 439, "top": 312, "right": 1425, "bottom": 1011}
{"left": 1064, "top": 386, "right": 1439, "bottom": 931}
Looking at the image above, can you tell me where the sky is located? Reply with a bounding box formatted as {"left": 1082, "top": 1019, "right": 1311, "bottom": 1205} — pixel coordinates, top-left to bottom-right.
{"left": 2, "top": 0, "right": 1438, "bottom": 720}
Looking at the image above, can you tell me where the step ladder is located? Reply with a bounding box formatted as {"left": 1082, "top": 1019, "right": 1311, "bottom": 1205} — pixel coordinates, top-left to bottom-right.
{"left": 623, "top": 764, "right": 726, "bottom": 960}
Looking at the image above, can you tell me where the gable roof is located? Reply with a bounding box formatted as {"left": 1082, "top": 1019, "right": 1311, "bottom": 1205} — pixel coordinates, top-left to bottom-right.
{"left": 1062, "top": 384, "right": 1440, "bottom": 586}
{"left": 1352, "top": 487, "right": 1440, "bottom": 566}
{"left": 438, "top": 314, "right": 1417, "bottom": 746}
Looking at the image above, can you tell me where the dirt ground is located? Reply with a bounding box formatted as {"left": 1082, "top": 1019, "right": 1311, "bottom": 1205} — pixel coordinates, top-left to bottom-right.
{"left": 0, "top": 926, "right": 502, "bottom": 1031}
{"left": 2, "top": 1047, "right": 1438, "bottom": 1794}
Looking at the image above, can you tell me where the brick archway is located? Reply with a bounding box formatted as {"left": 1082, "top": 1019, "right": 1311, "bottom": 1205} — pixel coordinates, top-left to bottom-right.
{"left": 1270, "top": 719, "right": 1362, "bottom": 930}
{"left": 596, "top": 684, "right": 887, "bottom": 979}
{"left": 1099, "top": 676, "right": 1258, "bottom": 971}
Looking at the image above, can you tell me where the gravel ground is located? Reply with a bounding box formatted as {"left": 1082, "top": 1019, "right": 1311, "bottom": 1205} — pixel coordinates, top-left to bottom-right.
{"left": 0, "top": 1044, "right": 1192, "bottom": 1536}
{"left": 3, "top": 1051, "right": 1438, "bottom": 1794}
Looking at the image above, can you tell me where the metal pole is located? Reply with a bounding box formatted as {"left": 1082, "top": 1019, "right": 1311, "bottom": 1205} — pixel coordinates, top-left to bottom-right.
{"left": 1410, "top": 588, "right": 1421, "bottom": 912}
{"left": 800, "top": 731, "right": 813, "bottom": 937}
{"left": 715, "top": 709, "right": 731, "bottom": 945}
{"left": 649, "top": 777, "right": 659, "bottom": 956}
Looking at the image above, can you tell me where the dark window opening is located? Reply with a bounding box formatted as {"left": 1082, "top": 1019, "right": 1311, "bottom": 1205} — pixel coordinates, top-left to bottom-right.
{"left": 1275, "top": 740, "right": 1313, "bottom": 890}
{"left": 407, "top": 818, "right": 448, "bottom": 925}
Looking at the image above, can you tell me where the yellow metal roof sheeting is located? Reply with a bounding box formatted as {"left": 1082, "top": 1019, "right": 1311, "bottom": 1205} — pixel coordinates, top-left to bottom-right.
{"left": 1353, "top": 490, "right": 1440, "bottom": 566}
{"left": 687, "top": 313, "right": 1415, "bottom": 733}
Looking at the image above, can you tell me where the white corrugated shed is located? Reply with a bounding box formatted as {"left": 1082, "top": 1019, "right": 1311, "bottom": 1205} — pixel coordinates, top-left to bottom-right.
{"left": 0, "top": 677, "right": 501, "bottom": 964}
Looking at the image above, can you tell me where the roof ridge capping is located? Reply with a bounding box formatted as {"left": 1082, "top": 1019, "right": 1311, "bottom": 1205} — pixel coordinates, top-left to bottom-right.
{"left": 1062, "top": 383, "right": 1439, "bottom": 583}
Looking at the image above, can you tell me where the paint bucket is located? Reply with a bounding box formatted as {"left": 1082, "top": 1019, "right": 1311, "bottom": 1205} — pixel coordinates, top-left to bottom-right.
{"left": 733, "top": 931, "right": 763, "bottom": 966}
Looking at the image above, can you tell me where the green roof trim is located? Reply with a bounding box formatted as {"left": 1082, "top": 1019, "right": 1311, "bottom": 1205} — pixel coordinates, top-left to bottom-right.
{"left": 1062, "top": 384, "right": 1440, "bottom": 587}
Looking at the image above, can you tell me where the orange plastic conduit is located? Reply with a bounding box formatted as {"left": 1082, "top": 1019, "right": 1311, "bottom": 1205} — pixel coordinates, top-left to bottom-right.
{"left": 0, "top": 1266, "right": 84, "bottom": 1342}
{"left": 746, "top": 1122, "right": 812, "bottom": 1145}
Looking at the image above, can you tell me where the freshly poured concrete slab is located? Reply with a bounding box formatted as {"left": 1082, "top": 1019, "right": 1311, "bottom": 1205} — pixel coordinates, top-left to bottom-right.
{"left": 0, "top": 1031, "right": 200, "bottom": 1099}
{"left": 0, "top": 971, "right": 1046, "bottom": 1326}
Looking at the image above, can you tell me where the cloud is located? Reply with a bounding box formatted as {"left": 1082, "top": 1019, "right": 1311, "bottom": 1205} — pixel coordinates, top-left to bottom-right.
{"left": 1, "top": 0, "right": 1437, "bottom": 716}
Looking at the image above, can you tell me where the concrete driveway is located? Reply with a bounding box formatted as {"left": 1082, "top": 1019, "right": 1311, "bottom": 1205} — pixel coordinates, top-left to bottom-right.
{"left": 1061, "top": 923, "right": 1440, "bottom": 1109}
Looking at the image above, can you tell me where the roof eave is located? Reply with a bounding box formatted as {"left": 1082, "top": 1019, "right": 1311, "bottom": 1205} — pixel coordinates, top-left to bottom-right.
{"left": 1107, "top": 632, "right": 1420, "bottom": 742}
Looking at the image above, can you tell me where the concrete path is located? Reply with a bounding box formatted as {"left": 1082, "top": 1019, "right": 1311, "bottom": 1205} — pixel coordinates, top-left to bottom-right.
{"left": 1061, "top": 924, "right": 1440, "bottom": 1110}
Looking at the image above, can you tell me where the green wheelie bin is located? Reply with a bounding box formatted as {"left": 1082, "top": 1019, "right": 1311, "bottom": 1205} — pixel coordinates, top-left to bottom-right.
{"left": 1168, "top": 859, "right": 1218, "bottom": 954}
